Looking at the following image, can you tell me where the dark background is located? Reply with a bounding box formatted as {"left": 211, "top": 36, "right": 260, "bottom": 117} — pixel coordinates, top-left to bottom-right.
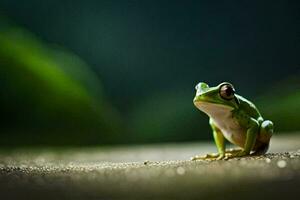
{"left": 0, "top": 0, "right": 299, "bottom": 146}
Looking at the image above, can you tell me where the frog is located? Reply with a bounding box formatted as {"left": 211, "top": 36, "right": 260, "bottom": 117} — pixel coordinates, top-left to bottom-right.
{"left": 191, "top": 82, "right": 273, "bottom": 160}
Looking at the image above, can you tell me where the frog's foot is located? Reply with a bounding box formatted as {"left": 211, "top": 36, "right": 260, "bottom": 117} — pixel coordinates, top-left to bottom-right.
{"left": 227, "top": 150, "right": 249, "bottom": 158}
{"left": 191, "top": 153, "right": 228, "bottom": 161}
{"left": 225, "top": 148, "right": 242, "bottom": 154}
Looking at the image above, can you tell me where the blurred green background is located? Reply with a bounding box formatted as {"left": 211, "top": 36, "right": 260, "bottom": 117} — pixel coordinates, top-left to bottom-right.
{"left": 0, "top": 1, "right": 299, "bottom": 146}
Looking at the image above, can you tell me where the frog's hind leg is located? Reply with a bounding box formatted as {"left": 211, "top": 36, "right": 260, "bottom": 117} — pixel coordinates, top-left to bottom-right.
{"left": 252, "top": 142, "right": 270, "bottom": 155}
{"left": 259, "top": 120, "right": 274, "bottom": 144}
{"left": 253, "top": 120, "right": 274, "bottom": 155}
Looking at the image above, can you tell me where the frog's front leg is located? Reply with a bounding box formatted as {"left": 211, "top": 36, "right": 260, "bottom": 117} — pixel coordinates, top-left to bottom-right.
{"left": 229, "top": 118, "right": 259, "bottom": 158}
{"left": 191, "top": 119, "right": 226, "bottom": 160}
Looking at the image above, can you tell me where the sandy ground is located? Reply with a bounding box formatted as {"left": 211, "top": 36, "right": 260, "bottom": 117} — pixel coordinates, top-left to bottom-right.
{"left": 0, "top": 134, "right": 300, "bottom": 200}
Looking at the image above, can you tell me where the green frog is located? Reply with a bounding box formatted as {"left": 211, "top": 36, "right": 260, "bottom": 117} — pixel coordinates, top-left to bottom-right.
{"left": 192, "top": 82, "right": 273, "bottom": 160}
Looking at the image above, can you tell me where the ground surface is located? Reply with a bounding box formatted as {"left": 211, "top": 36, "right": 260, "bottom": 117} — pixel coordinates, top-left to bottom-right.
{"left": 0, "top": 134, "right": 300, "bottom": 200}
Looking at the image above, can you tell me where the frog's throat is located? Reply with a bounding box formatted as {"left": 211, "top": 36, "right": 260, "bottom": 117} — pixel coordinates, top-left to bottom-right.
{"left": 194, "top": 101, "right": 234, "bottom": 117}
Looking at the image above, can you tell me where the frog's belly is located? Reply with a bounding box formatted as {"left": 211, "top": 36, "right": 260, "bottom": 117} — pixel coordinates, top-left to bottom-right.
{"left": 195, "top": 101, "right": 247, "bottom": 147}
{"left": 211, "top": 116, "right": 246, "bottom": 148}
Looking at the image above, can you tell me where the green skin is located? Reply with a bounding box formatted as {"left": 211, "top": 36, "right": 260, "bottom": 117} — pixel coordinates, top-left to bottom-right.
{"left": 192, "top": 82, "right": 273, "bottom": 160}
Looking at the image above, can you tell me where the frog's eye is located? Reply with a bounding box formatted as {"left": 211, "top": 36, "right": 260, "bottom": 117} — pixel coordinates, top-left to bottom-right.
{"left": 220, "top": 84, "right": 235, "bottom": 100}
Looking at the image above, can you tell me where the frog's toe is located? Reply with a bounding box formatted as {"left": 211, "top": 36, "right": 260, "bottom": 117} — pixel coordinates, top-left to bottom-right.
{"left": 191, "top": 153, "right": 219, "bottom": 161}
{"left": 191, "top": 155, "right": 207, "bottom": 161}
{"left": 216, "top": 154, "right": 228, "bottom": 160}
{"left": 225, "top": 148, "right": 242, "bottom": 154}
{"left": 228, "top": 150, "right": 249, "bottom": 158}
{"left": 191, "top": 155, "right": 203, "bottom": 161}
{"left": 236, "top": 151, "right": 248, "bottom": 157}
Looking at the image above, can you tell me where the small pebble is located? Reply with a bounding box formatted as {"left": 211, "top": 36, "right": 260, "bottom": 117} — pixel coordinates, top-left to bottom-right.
{"left": 143, "top": 160, "right": 150, "bottom": 165}
{"left": 265, "top": 158, "right": 271, "bottom": 163}
{"left": 176, "top": 167, "right": 185, "bottom": 175}
{"left": 277, "top": 160, "right": 287, "bottom": 168}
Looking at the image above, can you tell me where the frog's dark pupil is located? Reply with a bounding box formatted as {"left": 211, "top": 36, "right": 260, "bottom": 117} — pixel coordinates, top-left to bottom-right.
{"left": 220, "top": 84, "right": 235, "bottom": 100}
{"left": 225, "top": 86, "right": 233, "bottom": 96}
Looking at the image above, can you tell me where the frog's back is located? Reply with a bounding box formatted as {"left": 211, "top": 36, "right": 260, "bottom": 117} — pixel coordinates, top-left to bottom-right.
{"left": 236, "top": 95, "right": 261, "bottom": 119}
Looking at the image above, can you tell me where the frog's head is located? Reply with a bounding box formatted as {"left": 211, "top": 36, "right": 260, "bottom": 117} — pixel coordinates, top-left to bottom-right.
{"left": 193, "top": 82, "right": 240, "bottom": 116}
